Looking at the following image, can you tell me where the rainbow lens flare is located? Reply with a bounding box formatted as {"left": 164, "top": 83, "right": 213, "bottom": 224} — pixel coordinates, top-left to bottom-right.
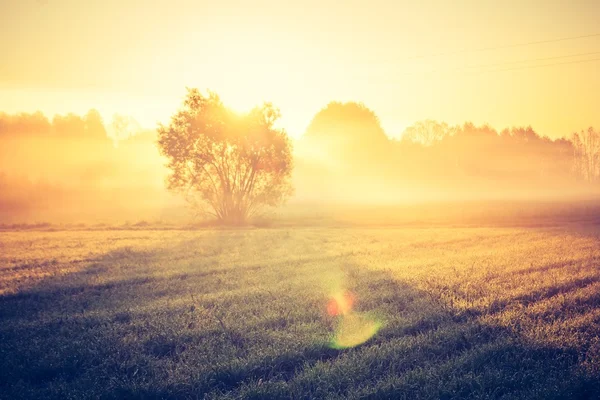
{"left": 327, "top": 290, "right": 382, "bottom": 349}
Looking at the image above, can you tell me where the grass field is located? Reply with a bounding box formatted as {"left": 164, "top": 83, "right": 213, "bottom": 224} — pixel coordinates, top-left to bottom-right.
{"left": 1, "top": 225, "right": 600, "bottom": 399}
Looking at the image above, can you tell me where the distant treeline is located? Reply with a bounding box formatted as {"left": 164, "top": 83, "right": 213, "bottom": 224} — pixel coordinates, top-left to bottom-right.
{"left": 0, "top": 105, "right": 599, "bottom": 222}
{"left": 0, "top": 110, "right": 178, "bottom": 223}
{"left": 295, "top": 102, "right": 600, "bottom": 202}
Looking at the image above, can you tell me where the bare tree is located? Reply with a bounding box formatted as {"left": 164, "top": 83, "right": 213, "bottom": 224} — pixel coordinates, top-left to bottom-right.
{"left": 572, "top": 127, "right": 600, "bottom": 182}
{"left": 401, "top": 120, "right": 456, "bottom": 146}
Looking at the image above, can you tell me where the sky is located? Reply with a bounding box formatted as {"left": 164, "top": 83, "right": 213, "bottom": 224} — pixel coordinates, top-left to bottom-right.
{"left": 1, "top": 0, "right": 600, "bottom": 139}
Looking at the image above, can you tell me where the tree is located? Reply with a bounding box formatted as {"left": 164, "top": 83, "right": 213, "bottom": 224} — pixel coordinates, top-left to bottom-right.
{"left": 83, "top": 109, "right": 109, "bottom": 140}
{"left": 157, "top": 88, "right": 293, "bottom": 224}
{"left": 298, "top": 101, "right": 391, "bottom": 173}
{"left": 401, "top": 120, "right": 455, "bottom": 146}
{"left": 109, "top": 114, "right": 142, "bottom": 142}
{"left": 0, "top": 111, "right": 51, "bottom": 137}
{"left": 572, "top": 127, "right": 600, "bottom": 182}
{"left": 303, "top": 102, "right": 389, "bottom": 152}
{"left": 52, "top": 113, "right": 86, "bottom": 138}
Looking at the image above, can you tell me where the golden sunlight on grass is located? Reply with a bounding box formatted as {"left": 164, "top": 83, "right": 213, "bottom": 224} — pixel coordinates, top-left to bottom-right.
{"left": 2, "top": 226, "right": 600, "bottom": 397}
{"left": 3, "top": 1, "right": 600, "bottom": 398}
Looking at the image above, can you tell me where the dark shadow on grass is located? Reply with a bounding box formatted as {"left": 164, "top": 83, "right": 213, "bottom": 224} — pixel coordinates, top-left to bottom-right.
{"left": 0, "top": 243, "right": 365, "bottom": 398}
{"left": 1, "top": 246, "right": 599, "bottom": 399}
{"left": 451, "top": 274, "right": 600, "bottom": 322}
{"left": 222, "top": 265, "right": 600, "bottom": 399}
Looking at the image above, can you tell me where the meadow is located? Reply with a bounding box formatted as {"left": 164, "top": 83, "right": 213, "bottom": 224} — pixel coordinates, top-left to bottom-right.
{"left": 1, "top": 224, "right": 600, "bottom": 399}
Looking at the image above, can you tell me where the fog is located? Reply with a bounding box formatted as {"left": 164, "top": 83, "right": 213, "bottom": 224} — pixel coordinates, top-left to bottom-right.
{"left": 0, "top": 111, "right": 183, "bottom": 224}
{"left": 1, "top": 105, "right": 599, "bottom": 225}
{"left": 294, "top": 102, "right": 599, "bottom": 204}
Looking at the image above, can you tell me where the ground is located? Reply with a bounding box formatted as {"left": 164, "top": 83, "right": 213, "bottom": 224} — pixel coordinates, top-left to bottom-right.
{"left": 1, "top": 226, "right": 600, "bottom": 399}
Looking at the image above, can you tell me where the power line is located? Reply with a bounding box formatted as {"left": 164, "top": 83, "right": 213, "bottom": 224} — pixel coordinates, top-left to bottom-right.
{"left": 463, "top": 51, "right": 600, "bottom": 69}
{"left": 406, "top": 32, "right": 600, "bottom": 60}
{"left": 372, "top": 54, "right": 600, "bottom": 83}
{"left": 419, "top": 51, "right": 600, "bottom": 75}
{"left": 486, "top": 56, "right": 600, "bottom": 73}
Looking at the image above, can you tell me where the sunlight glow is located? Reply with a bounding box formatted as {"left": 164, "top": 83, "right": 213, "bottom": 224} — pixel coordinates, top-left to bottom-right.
{"left": 4, "top": 1, "right": 600, "bottom": 138}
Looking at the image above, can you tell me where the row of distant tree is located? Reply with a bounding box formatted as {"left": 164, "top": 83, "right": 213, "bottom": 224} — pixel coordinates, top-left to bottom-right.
{"left": 400, "top": 120, "right": 600, "bottom": 184}
{"left": 297, "top": 102, "right": 600, "bottom": 192}
{"left": 0, "top": 101, "right": 599, "bottom": 222}
{"left": 0, "top": 110, "right": 168, "bottom": 222}
{"left": 1, "top": 105, "right": 598, "bottom": 189}
{"left": 0, "top": 110, "right": 147, "bottom": 141}
{"left": 1, "top": 106, "right": 598, "bottom": 185}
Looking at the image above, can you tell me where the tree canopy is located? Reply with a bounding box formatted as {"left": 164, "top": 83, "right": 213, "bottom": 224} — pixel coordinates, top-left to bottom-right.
{"left": 157, "top": 89, "right": 293, "bottom": 224}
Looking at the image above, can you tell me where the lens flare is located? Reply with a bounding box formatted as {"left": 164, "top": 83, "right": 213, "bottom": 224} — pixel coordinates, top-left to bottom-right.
{"left": 330, "top": 313, "right": 382, "bottom": 349}
{"left": 327, "top": 291, "right": 355, "bottom": 316}
{"left": 327, "top": 290, "right": 382, "bottom": 349}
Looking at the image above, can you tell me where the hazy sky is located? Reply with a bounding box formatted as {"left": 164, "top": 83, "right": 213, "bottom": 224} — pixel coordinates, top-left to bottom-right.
{"left": 1, "top": 0, "right": 600, "bottom": 138}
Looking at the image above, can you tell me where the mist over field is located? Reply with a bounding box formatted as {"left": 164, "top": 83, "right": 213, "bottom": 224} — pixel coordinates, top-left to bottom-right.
{"left": 3, "top": 1, "right": 600, "bottom": 399}
{"left": 1, "top": 106, "right": 599, "bottom": 226}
